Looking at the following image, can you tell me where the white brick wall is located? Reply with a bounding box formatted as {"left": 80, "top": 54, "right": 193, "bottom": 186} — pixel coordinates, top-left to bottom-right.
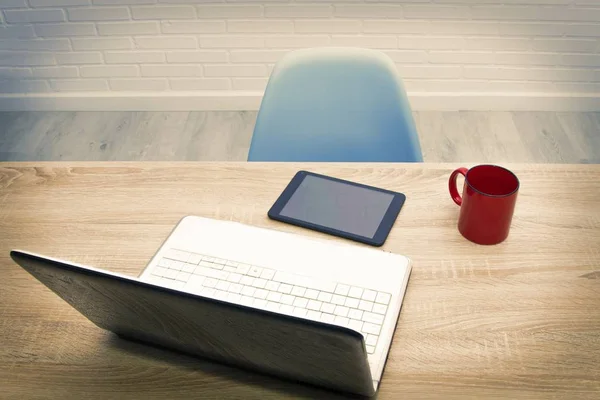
{"left": 0, "top": 0, "right": 599, "bottom": 107}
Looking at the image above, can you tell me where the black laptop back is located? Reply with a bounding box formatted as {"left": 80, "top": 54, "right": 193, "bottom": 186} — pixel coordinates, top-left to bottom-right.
{"left": 11, "top": 250, "right": 374, "bottom": 396}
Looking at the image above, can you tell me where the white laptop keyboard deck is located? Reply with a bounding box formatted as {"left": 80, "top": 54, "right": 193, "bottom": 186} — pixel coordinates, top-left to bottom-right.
{"left": 147, "top": 248, "right": 391, "bottom": 355}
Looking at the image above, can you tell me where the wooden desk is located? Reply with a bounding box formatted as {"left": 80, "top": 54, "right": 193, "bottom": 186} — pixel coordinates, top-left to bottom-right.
{"left": 1, "top": 163, "right": 599, "bottom": 399}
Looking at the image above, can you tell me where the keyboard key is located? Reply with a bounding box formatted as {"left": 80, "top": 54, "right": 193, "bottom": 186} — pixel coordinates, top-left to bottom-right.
{"left": 334, "top": 316, "right": 349, "bottom": 327}
{"left": 335, "top": 284, "right": 350, "bottom": 296}
{"left": 254, "top": 299, "right": 267, "bottom": 309}
{"left": 307, "top": 300, "right": 322, "bottom": 311}
{"left": 332, "top": 294, "right": 346, "bottom": 305}
{"left": 321, "top": 313, "right": 335, "bottom": 324}
{"left": 266, "top": 302, "right": 280, "bottom": 312}
{"left": 240, "top": 276, "right": 254, "bottom": 286}
{"left": 362, "top": 289, "right": 377, "bottom": 302}
{"left": 216, "top": 281, "right": 230, "bottom": 291}
{"left": 227, "top": 273, "right": 242, "bottom": 283}
{"left": 219, "top": 271, "right": 229, "bottom": 281}
{"left": 348, "top": 309, "right": 363, "bottom": 320}
{"left": 278, "top": 283, "right": 293, "bottom": 294}
{"left": 214, "top": 290, "right": 228, "bottom": 301}
{"left": 213, "top": 257, "right": 227, "bottom": 266}
{"left": 254, "top": 289, "right": 268, "bottom": 299}
{"left": 225, "top": 260, "right": 238, "bottom": 268}
{"left": 362, "top": 322, "right": 381, "bottom": 335}
{"left": 165, "top": 249, "right": 189, "bottom": 262}
{"left": 227, "top": 293, "right": 242, "bottom": 303}
{"left": 186, "top": 275, "right": 205, "bottom": 291}
{"left": 197, "top": 267, "right": 228, "bottom": 280}
{"left": 229, "top": 283, "right": 243, "bottom": 294}
{"left": 362, "top": 312, "right": 384, "bottom": 325}
{"left": 203, "top": 278, "right": 218, "bottom": 288}
{"left": 240, "top": 295, "right": 254, "bottom": 306}
{"left": 321, "top": 302, "right": 335, "bottom": 314}
{"left": 164, "top": 269, "right": 179, "bottom": 279}
{"left": 224, "top": 266, "right": 237, "bottom": 273}
{"left": 348, "top": 286, "right": 363, "bottom": 298}
{"left": 152, "top": 266, "right": 168, "bottom": 277}
{"left": 334, "top": 305, "right": 349, "bottom": 317}
{"left": 281, "top": 294, "right": 295, "bottom": 305}
{"left": 267, "top": 292, "right": 282, "bottom": 303}
{"left": 236, "top": 263, "right": 251, "bottom": 275}
{"left": 366, "top": 334, "right": 378, "bottom": 347}
{"left": 291, "top": 286, "right": 306, "bottom": 297}
{"left": 158, "top": 258, "right": 171, "bottom": 268}
{"left": 372, "top": 303, "right": 387, "bottom": 315}
{"left": 306, "top": 310, "right": 322, "bottom": 320}
{"left": 198, "top": 260, "right": 213, "bottom": 269}
{"left": 194, "top": 266, "right": 210, "bottom": 276}
{"left": 366, "top": 346, "right": 375, "bottom": 354}
{"left": 176, "top": 271, "right": 191, "bottom": 282}
{"left": 280, "top": 304, "right": 294, "bottom": 315}
{"left": 265, "top": 281, "right": 280, "bottom": 291}
{"left": 194, "top": 268, "right": 212, "bottom": 278}
{"left": 216, "top": 270, "right": 230, "bottom": 280}
{"left": 348, "top": 319, "right": 363, "bottom": 332}
{"left": 318, "top": 292, "right": 333, "bottom": 303}
{"left": 187, "top": 253, "right": 202, "bottom": 265}
{"left": 181, "top": 263, "right": 196, "bottom": 274}
{"left": 376, "top": 292, "right": 391, "bottom": 305}
{"left": 199, "top": 287, "right": 215, "bottom": 297}
{"left": 253, "top": 278, "right": 267, "bottom": 289}
{"left": 241, "top": 285, "right": 256, "bottom": 297}
{"left": 359, "top": 300, "right": 374, "bottom": 312}
{"left": 260, "top": 268, "right": 275, "bottom": 280}
{"left": 273, "top": 270, "right": 300, "bottom": 286}
{"left": 345, "top": 297, "right": 359, "bottom": 308}
{"left": 305, "top": 289, "right": 319, "bottom": 299}
{"left": 248, "top": 266, "right": 262, "bottom": 277}
{"left": 169, "top": 261, "right": 183, "bottom": 271}
{"left": 292, "top": 307, "right": 308, "bottom": 317}
{"left": 211, "top": 262, "right": 224, "bottom": 270}
{"left": 293, "top": 297, "right": 308, "bottom": 308}
{"left": 203, "top": 256, "right": 215, "bottom": 263}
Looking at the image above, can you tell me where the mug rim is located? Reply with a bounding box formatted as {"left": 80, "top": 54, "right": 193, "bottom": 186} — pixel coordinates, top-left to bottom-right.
{"left": 465, "top": 164, "right": 520, "bottom": 198}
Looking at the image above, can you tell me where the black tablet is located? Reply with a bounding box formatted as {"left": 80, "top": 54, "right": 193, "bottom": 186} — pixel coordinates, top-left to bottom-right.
{"left": 268, "top": 171, "right": 406, "bottom": 247}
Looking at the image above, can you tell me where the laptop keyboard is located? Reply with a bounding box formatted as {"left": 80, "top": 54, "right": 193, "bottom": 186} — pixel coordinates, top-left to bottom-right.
{"left": 147, "top": 248, "right": 392, "bottom": 355}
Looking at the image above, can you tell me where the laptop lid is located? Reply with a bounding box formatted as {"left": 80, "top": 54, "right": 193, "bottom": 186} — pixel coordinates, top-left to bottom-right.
{"left": 10, "top": 250, "right": 375, "bottom": 397}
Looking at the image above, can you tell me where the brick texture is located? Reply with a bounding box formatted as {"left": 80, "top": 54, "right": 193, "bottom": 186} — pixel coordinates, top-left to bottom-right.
{"left": 0, "top": 0, "right": 598, "bottom": 95}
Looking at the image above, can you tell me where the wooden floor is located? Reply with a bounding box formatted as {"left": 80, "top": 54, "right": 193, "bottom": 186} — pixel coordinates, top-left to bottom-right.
{"left": 0, "top": 111, "right": 599, "bottom": 163}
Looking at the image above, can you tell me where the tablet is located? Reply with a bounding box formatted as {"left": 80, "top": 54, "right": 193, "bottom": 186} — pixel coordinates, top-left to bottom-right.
{"left": 268, "top": 171, "right": 406, "bottom": 246}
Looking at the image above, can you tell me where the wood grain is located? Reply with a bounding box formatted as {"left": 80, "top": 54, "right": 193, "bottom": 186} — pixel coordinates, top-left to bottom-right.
{"left": 1, "top": 162, "right": 600, "bottom": 399}
{"left": 3, "top": 111, "right": 600, "bottom": 164}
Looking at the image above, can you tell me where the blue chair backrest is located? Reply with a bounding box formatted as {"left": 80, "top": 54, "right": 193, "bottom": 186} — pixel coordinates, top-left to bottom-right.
{"left": 248, "top": 47, "right": 423, "bottom": 162}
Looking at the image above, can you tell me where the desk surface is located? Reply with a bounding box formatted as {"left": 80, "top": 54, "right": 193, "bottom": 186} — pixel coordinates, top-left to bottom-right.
{"left": 1, "top": 162, "right": 599, "bottom": 399}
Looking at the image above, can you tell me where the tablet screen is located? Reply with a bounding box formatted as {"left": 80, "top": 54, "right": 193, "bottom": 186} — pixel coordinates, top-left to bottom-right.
{"left": 279, "top": 174, "right": 395, "bottom": 239}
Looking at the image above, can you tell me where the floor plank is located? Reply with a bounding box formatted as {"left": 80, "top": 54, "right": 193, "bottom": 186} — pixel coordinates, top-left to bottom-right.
{"left": 510, "top": 111, "right": 583, "bottom": 163}
{"left": 180, "top": 111, "right": 256, "bottom": 161}
{"left": 415, "top": 111, "right": 477, "bottom": 162}
{"left": 0, "top": 111, "right": 598, "bottom": 163}
{"left": 556, "top": 112, "right": 600, "bottom": 164}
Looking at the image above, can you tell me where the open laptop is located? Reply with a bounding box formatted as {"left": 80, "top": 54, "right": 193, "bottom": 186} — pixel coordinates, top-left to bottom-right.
{"left": 11, "top": 215, "right": 412, "bottom": 397}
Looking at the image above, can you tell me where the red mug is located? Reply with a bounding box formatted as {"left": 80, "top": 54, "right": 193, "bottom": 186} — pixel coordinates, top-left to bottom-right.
{"left": 449, "top": 164, "right": 519, "bottom": 245}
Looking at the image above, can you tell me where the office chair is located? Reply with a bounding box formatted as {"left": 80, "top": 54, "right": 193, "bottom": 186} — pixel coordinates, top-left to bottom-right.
{"left": 247, "top": 47, "right": 423, "bottom": 162}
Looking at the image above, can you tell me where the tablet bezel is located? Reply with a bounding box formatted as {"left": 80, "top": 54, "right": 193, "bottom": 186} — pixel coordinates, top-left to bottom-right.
{"left": 268, "top": 170, "right": 406, "bottom": 247}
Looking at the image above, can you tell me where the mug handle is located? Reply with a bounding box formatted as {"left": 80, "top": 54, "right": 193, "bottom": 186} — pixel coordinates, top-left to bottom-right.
{"left": 449, "top": 167, "right": 468, "bottom": 206}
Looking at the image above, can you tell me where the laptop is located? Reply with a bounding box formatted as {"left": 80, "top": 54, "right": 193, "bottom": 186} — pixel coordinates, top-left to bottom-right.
{"left": 11, "top": 215, "right": 412, "bottom": 397}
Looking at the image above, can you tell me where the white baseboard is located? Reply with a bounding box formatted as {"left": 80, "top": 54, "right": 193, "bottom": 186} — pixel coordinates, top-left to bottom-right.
{"left": 0, "top": 91, "right": 598, "bottom": 111}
